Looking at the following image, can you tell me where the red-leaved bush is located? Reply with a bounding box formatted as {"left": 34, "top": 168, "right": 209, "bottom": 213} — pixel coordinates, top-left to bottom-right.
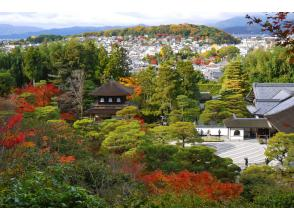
{"left": 59, "top": 155, "right": 76, "bottom": 164}
{"left": 0, "top": 113, "right": 26, "bottom": 149}
{"left": 139, "top": 170, "right": 243, "bottom": 201}
{"left": 14, "top": 83, "right": 60, "bottom": 113}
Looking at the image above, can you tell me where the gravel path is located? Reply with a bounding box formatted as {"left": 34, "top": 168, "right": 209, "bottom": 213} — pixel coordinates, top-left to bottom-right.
{"left": 203, "top": 139, "right": 267, "bottom": 169}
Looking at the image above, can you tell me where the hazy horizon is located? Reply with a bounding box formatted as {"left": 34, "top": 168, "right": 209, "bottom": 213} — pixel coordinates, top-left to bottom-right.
{"left": 0, "top": 12, "right": 250, "bottom": 29}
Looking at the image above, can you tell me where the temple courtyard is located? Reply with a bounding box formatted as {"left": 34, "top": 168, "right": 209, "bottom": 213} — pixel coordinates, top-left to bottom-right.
{"left": 203, "top": 139, "right": 267, "bottom": 169}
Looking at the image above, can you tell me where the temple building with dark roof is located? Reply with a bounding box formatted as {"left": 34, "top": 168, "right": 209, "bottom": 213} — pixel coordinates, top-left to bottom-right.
{"left": 85, "top": 80, "right": 134, "bottom": 120}
{"left": 247, "top": 83, "right": 294, "bottom": 133}
{"left": 224, "top": 83, "right": 294, "bottom": 140}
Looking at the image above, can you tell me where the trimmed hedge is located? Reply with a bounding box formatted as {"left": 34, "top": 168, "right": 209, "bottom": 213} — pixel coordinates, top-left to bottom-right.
{"left": 198, "top": 83, "right": 221, "bottom": 96}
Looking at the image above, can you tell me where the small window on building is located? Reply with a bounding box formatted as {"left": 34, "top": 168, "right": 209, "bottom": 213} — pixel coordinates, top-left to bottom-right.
{"left": 100, "top": 97, "right": 104, "bottom": 103}
{"left": 234, "top": 130, "right": 240, "bottom": 136}
{"left": 108, "top": 97, "right": 113, "bottom": 103}
{"left": 117, "top": 97, "right": 121, "bottom": 103}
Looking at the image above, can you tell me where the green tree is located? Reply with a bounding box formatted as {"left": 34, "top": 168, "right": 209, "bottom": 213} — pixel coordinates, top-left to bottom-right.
{"left": 0, "top": 168, "right": 105, "bottom": 208}
{"left": 218, "top": 46, "right": 240, "bottom": 60}
{"left": 135, "top": 66, "right": 159, "bottom": 120}
{"left": 83, "top": 39, "right": 99, "bottom": 79}
{"left": 242, "top": 47, "right": 294, "bottom": 83}
{"left": 152, "top": 63, "right": 179, "bottom": 114}
{"left": 169, "top": 122, "right": 199, "bottom": 147}
{"left": 23, "top": 46, "right": 43, "bottom": 84}
{"left": 95, "top": 45, "right": 109, "bottom": 83}
{"left": 239, "top": 165, "right": 294, "bottom": 207}
{"left": 220, "top": 60, "right": 249, "bottom": 118}
{"left": 102, "top": 120, "right": 145, "bottom": 153}
{"left": 39, "top": 44, "right": 53, "bottom": 82}
{"left": 98, "top": 119, "right": 128, "bottom": 141}
{"left": 178, "top": 46, "right": 194, "bottom": 60}
{"left": 138, "top": 144, "right": 240, "bottom": 181}
{"left": 135, "top": 66, "right": 156, "bottom": 104}
{"left": 9, "top": 47, "right": 27, "bottom": 87}
{"left": 266, "top": 132, "right": 294, "bottom": 166}
{"left": 103, "top": 44, "right": 130, "bottom": 82}
{"left": 199, "top": 100, "right": 231, "bottom": 125}
{"left": 148, "top": 125, "right": 173, "bottom": 144}
{"left": 73, "top": 118, "right": 100, "bottom": 139}
{"left": 169, "top": 95, "right": 200, "bottom": 123}
{"left": 176, "top": 61, "right": 201, "bottom": 99}
{"left": 239, "top": 165, "right": 277, "bottom": 201}
{"left": 159, "top": 45, "right": 174, "bottom": 62}
{"left": 116, "top": 106, "right": 139, "bottom": 120}
{"left": 0, "top": 72, "right": 15, "bottom": 96}
{"left": 33, "top": 106, "right": 60, "bottom": 121}
{"left": 220, "top": 60, "right": 247, "bottom": 97}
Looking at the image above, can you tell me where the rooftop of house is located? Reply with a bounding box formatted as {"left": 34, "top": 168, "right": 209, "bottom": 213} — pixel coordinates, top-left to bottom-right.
{"left": 224, "top": 115, "right": 272, "bottom": 129}
{"left": 247, "top": 83, "right": 294, "bottom": 116}
{"left": 90, "top": 80, "right": 133, "bottom": 97}
{"left": 253, "top": 83, "right": 294, "bottom": 100}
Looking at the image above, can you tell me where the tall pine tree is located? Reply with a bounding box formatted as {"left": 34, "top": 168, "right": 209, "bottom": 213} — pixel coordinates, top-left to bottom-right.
{"left": 220, "top": 60, "right": 249, "bottom": 118}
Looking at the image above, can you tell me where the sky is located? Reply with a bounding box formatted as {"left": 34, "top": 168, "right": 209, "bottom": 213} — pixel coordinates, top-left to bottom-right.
{"left": 0, "top": 0, "right": 293, "bottom": 28}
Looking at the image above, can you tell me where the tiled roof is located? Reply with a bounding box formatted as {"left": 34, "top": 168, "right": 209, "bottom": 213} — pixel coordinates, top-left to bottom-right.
{"left": 272, "top": 89, "right": 294, "bottom": 101}
{"left": 265, "top": 96, "right": 294, "bottom": 116}
{"left": 253, "top": 83, "right": 294, "bottom": 100}
{"left": 266, "top": 106, "right": 294, "bottom": 133}
{"left": 90, "top": 80, "right": 133, "bottom": 97}
{"left": 224, "top": 117, "right": 272, "bottom": 128}
{"left": 250, "top": 83, "right": 294, "bottom": 116}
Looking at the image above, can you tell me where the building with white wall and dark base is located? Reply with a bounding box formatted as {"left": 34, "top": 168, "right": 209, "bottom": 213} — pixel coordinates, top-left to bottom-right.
{"left": 198, "top": 83, "right": 294, "bottom": 141}
{"left": 223, "top": 83, "right": 294, "bottom": 141}
{"left": 223, "top": 115, "right": 274, "bottom": 141}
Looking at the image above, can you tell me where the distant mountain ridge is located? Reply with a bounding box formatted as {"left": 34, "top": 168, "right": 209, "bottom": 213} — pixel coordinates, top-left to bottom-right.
{"left": 0, "top": 25, "right": 125, "bottom": 39}
{"left": 0, "top": 23, "right": 240, "bottom": 44}
{"left": 0, "top": 24, "right": 43, "bottom": 36}
{"left": 213, "top": 15, "right": 265, "bottom": 35}
{"left": 212, "top": 14, "right": 294, "bottom": 35}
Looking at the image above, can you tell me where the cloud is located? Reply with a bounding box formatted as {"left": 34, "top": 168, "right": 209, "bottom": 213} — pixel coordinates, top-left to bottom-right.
{"left": 0, "top": 11, "right": 245, "bottom": 28}
{"left": 0, "top": 0, "right": 291, "bottom": 28}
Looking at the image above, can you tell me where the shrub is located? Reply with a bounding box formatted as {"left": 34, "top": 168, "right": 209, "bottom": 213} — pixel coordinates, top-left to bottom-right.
{"left": 0, "top": 166, "right": 105, "bottom": 208}
{"left": 138, "top": 144, "right": 240, "bottom": 182}
{"left": 140, "top": 170, "right": 243, "bottom": 202}
{"left": 116, "top": 105, "right": 140, "bottom": 119}
{"left": 33, "top": 106, "right": 60, "bottom": 120}
{"left": 198, "top": 83, "right": 221, "bottom": 96}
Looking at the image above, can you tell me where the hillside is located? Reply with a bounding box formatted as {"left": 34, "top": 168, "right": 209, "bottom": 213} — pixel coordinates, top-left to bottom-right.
{"left": 0, "top": 24, "right": 43, "bottom": 36}
{"left": 0, "top": 25, "right": 125, "bottom": 40}
{"left": 213, "top": 15, "right": 264, "bottom": 35}
{"left": 82, "top": 24, "right": 241, "bottom": 44}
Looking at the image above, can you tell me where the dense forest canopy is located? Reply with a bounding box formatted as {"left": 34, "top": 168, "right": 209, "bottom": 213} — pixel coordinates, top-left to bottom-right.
{"left": 82, "top": 24, "right": 241, "bottom": 44}
{"left": 26, "top": 35, "right": 64, "bottom": 44}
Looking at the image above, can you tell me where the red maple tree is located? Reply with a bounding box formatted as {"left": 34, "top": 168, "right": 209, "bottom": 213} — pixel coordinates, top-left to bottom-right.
{"left": 14, "top": 83, "right": 60, "bottom": 113}
{"left": 139, "top": 170, "right": 243, "bottom": 201}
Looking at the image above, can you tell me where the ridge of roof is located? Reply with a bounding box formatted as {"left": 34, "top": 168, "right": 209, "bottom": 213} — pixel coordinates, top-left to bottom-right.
{"left": 90, "top": 80, "right": 133, "bottom": 97}
{"left": 253, "top": 82, "right": 294, "bottom": 87}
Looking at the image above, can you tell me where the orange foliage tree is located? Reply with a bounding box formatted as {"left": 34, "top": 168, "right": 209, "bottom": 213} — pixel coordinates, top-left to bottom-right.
{"left": 139, "top": 170, "right": 243, "bottom": 201}
{"left": 120, "top": 77, "right": 142, "bottom": 98}
{"left": 14, "top": 83, "right": 60, "bottom": 113}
